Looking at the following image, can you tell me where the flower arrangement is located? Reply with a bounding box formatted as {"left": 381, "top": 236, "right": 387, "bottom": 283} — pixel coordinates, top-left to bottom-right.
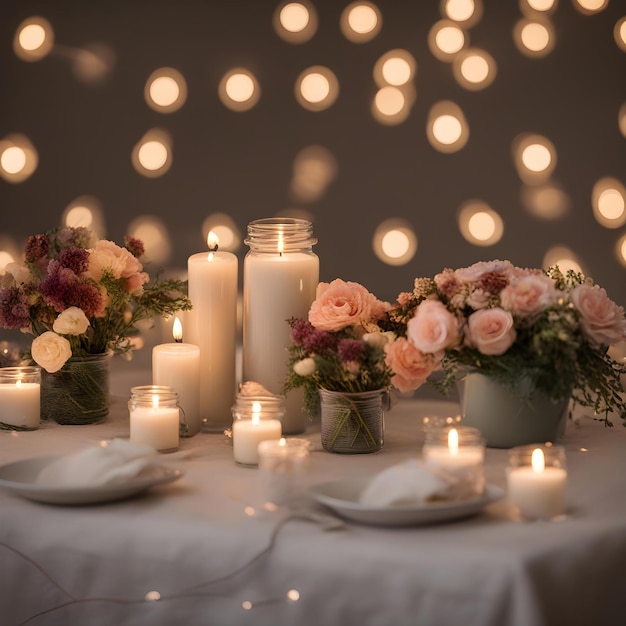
{"left": 0, "top": 226, "right": 191, "bottom": 373}
{"left": 285, "top": 260, "right": 626, "bottom": 427}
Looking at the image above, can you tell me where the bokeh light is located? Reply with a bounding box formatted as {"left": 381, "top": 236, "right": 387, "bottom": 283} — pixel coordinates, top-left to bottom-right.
{"left": 440, "top": 0, "right": 483, "bottom": 28}
{"left": 572, "top": 0, "right": 608, "bottom": 15}
{"left": 72, "top": 43, "right": 115, "bottom": 85}
{"left": 131, "top": 129, "right": 172, "bottom": 178}
{"left": 373, "top": 49, "right": 416, "bottom": 87}
{"left": 614, "top": 17, "right": 626, "bottom": 52}
{"left": 520, "top": 183, "right": 571, "bottom": 220}
{"left": 62, "top": 195, "right": 106, "bottom": 238}
{"left": 145, "top": 67, "right": 188, "bottom": 113}
{"left": 427, "top": 101, "right": 469, "bottom": 153}
{"left": 543, "top": 246, "right": 584, "bottom": 275}
{"left": 290, "top": 145, "right": 338, "bottom": 202}
{"left": 0, "top": 134, "right": 38, "bottom": 183}
{"left": 372, "top": 86, "right": 413, "bottom": 126}
{"left": 619, "top": 103, "right": 626, "bottom": 139}
{"left": 340, "top": 2, "right": 382, "bottom": 43}
{"left": 513, "top": 133, "right": 557, "bottom": 184}
{"left": 373, "top": 219, "right": 418, "bottom": 266}
{"left": 520, "top": 0, "right": 558, "bottom": 14}
{"left": 616, "top": 233, "right": 626, "bottom": 268}
{"left": 127, "top": 215, "right": 172, "bottom": 265}
{"left": 13, "top": 16, "right": 54, "bottom": 62}
{"left": 429, "top": 20, "right": 466, "bottom": 61}
{"left": 452, "top": 48, "right": 497, "bottom": 90}
{"left": 218, "top": 69, "right": 260, "bottom": 111}
{"left": 295, "top": 67, "right": 339, "bottom": 111}
{"left": 201, "top": 213, "right": 242, "bottom": 252}
{"left": 273, "top": 1, "right": 318, "bottom": 43}
{"left": 592, "top": 177, "right": 626, "bottom": 229}
{"left": 458, "top": 200, "right": 504, "bottom": 246}
{"left": 514, "top": 18, "right": 555, "bottom": 57}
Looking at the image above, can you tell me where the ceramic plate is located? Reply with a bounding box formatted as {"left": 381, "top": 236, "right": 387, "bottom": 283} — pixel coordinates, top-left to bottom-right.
{"left": 308, "top": 478, "right": 504, "bottom": 527}
{"left": 0, "top": 455, "right": 184, "bottom": 505}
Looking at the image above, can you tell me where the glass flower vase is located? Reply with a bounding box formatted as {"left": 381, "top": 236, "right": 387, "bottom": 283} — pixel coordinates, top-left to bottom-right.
{"left": 319, "top": 388, "right": 386, "bottom": 454}
{"left": 41, "top": 353, "right": 111, "bottom": 425}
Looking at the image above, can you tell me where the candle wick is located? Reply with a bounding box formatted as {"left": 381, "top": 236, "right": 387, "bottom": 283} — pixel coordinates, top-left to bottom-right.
{"left": 208, "top": 243, "right": 219, "bottom": 253}
{"left": 175, "top": 337, "right": 182, "bottom": 343}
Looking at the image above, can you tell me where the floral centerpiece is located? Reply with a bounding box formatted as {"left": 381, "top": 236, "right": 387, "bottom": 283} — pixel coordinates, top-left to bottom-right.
{"left": 0, "top": 226, "right": 191, "bottom": 424}
{"left": 285, "top": 261, "right": 626, "bottom": 448}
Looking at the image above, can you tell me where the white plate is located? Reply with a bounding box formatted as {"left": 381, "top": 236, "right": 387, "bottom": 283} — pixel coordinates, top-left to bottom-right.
{"left": 308, "top": 477, "right": 504, "bottom": 527}
{"left": 0, "top": 455, "right": 184, "bottom": 505}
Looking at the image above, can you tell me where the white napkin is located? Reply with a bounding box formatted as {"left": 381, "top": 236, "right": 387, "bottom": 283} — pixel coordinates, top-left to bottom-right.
{"left": 358, "top": 459, "right": 456, "bottom": 507}
{"left": 36, "top": 439, "right": 159, "bottom": 487}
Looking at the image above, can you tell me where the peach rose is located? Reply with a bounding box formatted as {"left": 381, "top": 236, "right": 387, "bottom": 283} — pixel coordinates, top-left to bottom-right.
{"left": 467, "top": 308, "right": 516, "bottom": 355}
{"left": 500, "top": 274, "right": 557, "bottom": 316}
{"left": 453, "top": 260, "right": 514, "bottom": 284}
{"left": 308, "top": 279, "right": 386, "bottom": 331}
{"left": 53, "top": 307, "right": 90, "bottom": 335}
{"left": 384, "top": 337, "right": 438, "bottom": 393}
{"left": 406, "top": 299, "right": 460, "bottom": 355}
{"left": 85, "top": 240, "right": 149, "bottom": 293}
{"left": 31, "top": 331, "right": 72, "bottom": 373}
{"left": 571, "top": 284, "right": 626, "bottom": 346}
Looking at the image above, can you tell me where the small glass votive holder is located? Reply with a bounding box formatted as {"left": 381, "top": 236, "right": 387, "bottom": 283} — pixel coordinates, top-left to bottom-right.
{"left": 129, "top": 385, "right": 184, "bottom": 452}
{"left": 257, "top": 438, "right": 311, "bottom": 507}
{"left": 0, "top": 366, "right": 41, "bottom": 430}
{"left": 422, "top": 425, "right": 486, "bottom": 499}
{"left": 507, "top": 443, "right": 567, "bottom": 521}
{"left": 231, "top": 396, "right": 285, "bottom": 466}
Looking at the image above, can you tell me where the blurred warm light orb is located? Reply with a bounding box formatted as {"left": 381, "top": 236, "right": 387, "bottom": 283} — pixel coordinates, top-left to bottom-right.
{"left": 458, "top": 201, "right": 504, "bottom": 246}
{"left": 145, "top": 68, "right": 187, "bottom": 113}
{"left": 131, "top": 130, "right": 172, "bottom": 178}
{"left": 201, "top": 213, "right": 242, "bottom": 252}
{"left": 520, "top": 183, "right": 571, "bottom": 220}
{"left": 274, "top": 1, "right": 318, "bottom": 43}
{"left": 0, "top": 134, "right": 38, "bottom": 183}
{"left": 521, "top": 0, "right": 558, "bottom": 13}
{"left": 592, "top": 178, "right": 626, "bottom": 229}
{"left": 127, "top": 216, "right": 172, "bottom": 265}
{"left": 441, "top": 0, "right": 482, "bottom": 26}
{"left": 14, "top": 16, "right": 54, "bottom": 61}
{"left": 290, "top": 145, "right": 338, "bottom": 202}
{"left": 219, "top": 69, "right": 260, "bottom": 111}
{"left": 295, "top": 67, "right": 339, "bottom": 111}
{"left": 616, "top": 234, "right": 626, "bottom": 268}
{"left": 340, "top": 2, "right": 382, "bottom": 43}
{"left": 0, "top": 251, "right": 15, "bottom": 273}
{"left": 371, "top": 86, "right": 413, "bottom": 126}
{"left": 429, "top": 20, "right": 466, "bottom": 61}
{"left": 614, "top": 17, "right": 626, "bottom": 52}
{"left": 514, "top": 19, "right": 555, "bottom": 57}
{"left": 453, "top": 48, "right": 496, "bottom": 90}
{"left": 543, "top": 246, "right": 584, "bottom": 274}
{"left": 619, "top": 103, "right": 626, "bottom": 139}
{"left": 373, "top": 49, "right": 416, "bottom": 89}
{"left": 427, "top": 102, "right": 469, "bottom": 153}
{"left": 573, "top": 0, "right": 608, "bottom": 15}
{"left": 373, "top": 219, "right": 417, "bottom": 266}
{"left": 513, "top": 133, "right": 557, "bottom": 184}
{"left": 63, "top": 195, "right": 105, "bottom": 238}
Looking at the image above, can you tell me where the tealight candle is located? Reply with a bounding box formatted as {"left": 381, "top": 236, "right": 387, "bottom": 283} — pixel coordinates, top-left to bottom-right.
{"left": 0, "top": 366, "right": 41, "bottom": 430}
{"left": 422, "top": 426, "right": 486, "bottom": 498}
{"left": 507, "top": 444, "right": 567, "bottom": 520}
{"left": 152, "top": 317, "right": 201, "bottom": 436}
{"left": 129, "top": 385, "right": 181, "bottom": 452}
{"left": 232, "top": 400, "right": 283, "bottom": 466}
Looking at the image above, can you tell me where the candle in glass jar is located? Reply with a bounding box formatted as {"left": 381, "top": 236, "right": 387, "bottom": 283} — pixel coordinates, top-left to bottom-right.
{"left": 187, "top": 232, "right": 238, "bottom": 431}
{"left": 130, "top": 389, "right": 180, "bottom": 452}
{"left": 152, "top": 317, "right": 201, "bottom": 436}
{"left": 507, "top": 445, "right": 567, "bottom": 520}
{"left": 0, "top": 367, "right": 41, "bottom": 430}
{"left": 232, "top": 401, "right": 282, "bottom": 466}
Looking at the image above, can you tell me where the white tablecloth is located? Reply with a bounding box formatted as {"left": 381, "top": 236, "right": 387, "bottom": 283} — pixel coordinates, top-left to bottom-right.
{"left": 1, "top": 361, "right": 625, "bottom": 626}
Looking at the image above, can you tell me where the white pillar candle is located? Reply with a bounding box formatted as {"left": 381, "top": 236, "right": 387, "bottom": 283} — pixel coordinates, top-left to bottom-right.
{"left": 232, "top": 402, "right": 282, "bottom": 466}
{"left": 0, "top": 379, "right": 40, "bottom": 429}
{"left": 152, "top": 317, "right": 202, "bottom": 436}
{"left": 130, "top": 394, "right": 180, "bottom": 452}
{"left": 507, "top": 447, "right": 567, "bottom": 520}
{"left": 187, "top": 232, "right": 238, "bottom": 431}
{"left": 243, "top": 219, "right": 318, "bottom": 435}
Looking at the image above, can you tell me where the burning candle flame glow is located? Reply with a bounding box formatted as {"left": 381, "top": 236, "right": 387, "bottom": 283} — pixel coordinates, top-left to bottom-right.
{"left": 207, "top": 231, "right": 219, "bottom": 261}
{"left": 173, "top": 316, "right": 183, "bottom": 342}
{"left": 531, "top": 448, "right": 545, "bottom": 473}
{"left": 152, "top": 394, "right": 160, "bottom": 410}
{"left": 448, "top": 428, "right": 459, "bottom": 455}
{"left": 252, "top": 401, "right": 261, "bottom": 424}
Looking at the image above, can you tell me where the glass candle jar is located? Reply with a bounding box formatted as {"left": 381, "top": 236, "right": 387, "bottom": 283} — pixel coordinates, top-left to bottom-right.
{"left": 0, "top": 366, "right": 41, "bottom": 430}
{"left": 422, "top": 425, "right": 486, "bottom": 499}
{"left": 507, "top": 443, "right": 567, "bottom": 521}
{"left": 231, "top": 395, "right": 285, "bottom": 466}
{"left": 242, "top": 218, "right": 319, "bottom": 435}
{"left": 129, "top": 385, "right": 184, "bottom": 452}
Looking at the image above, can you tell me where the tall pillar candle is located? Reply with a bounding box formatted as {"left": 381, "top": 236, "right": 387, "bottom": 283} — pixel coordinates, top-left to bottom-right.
{"left": 187, "top": 232, "right": 238, "bottom": 431}
{"left": 152, "top": 317, "right": 201, "bottom": 436}
{"left": 242, "top": 218, "right": 319, "bottom": 434}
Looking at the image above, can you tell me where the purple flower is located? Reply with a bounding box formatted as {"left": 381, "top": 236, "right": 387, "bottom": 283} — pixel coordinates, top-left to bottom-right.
{"left": 58, "top": 247, "right": 89, "bottom": 274}
{"left": 303, "top": 329, "right": 337, "bottom": 354}
{"left": 337, "top": 338, "right": 365, "bottom": 362}
{"left": 56, "top": 226, "right": 93, "bottom": 250}
{"left": 24, "top": 234, "right": 50, "bottom": 265}
{"left": 0, "top": 286, "right": 31, "bottom": 329}
{"left": 124, "top": 236, "right": 145, "bottom": 258}
{"left": 290, "top": 318, "right": 315, "bottom": 346}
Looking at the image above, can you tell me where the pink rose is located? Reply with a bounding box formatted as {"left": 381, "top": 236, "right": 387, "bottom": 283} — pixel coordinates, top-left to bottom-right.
{"left": 467, "top": 308, "right": 516, "bottom": 355}
{"left": 384, "top": 337, "right": 438, "bottom": 393}
{"left": 84, "top": 240, "right": 148, "bottom": 293}
{"left": 571, "top": 284, "right": 626, "bottom": 346}
{"left": 407, "top": 299, "right": 460, "bottom": 355}
{"left": 500, "top": 274, "right": 557, "bottom": 316}
{"left": 308, "top": 279, "right": 386, "bottom": 331}
{"left": 453, "top": 260, "right": 514, "bottom": 284}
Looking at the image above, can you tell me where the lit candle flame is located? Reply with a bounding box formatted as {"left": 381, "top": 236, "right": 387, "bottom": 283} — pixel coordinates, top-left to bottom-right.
{"left": 278, "top": 230, "right": 284, "bottom": 256}
{"left": 252, "top": 401, "right": 261, "bottom": 424}
{"left": 531, "top": 447, "right": 545, "bottom": 473}
{"left": 172, "top": 316, "right": 183, "bottom": 342}
{"left": 16, "top": 378, "right": 22, "bottom": 389}
{"left": 279, "top": 437, "right": 286, "bottom": 446}
{"left": 448, "top": 428, "right": 459, "bottom": 455}
{"left": 152, "top": 394, "right": 160, "bottom": 410}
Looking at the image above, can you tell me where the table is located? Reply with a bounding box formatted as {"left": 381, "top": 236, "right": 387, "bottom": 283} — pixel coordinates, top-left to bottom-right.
{"left": 1, "top": 361, "right": 625, "bottom": 626}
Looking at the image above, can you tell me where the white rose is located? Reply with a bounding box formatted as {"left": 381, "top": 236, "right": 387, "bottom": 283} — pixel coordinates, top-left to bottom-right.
{"left": 293, "top": 357, "right": 317, "bottom": 377}
{"left": 363, "top": 331, "right": 396, "bottom": 349}
{"left": 4, "top": 262, "right": 31, "bottom": 285}
{"left": 31, "top": 332, "right": 72, "bottom": 373}
{"left": 52, "top": 307, "right": 90, "bottom": 336}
